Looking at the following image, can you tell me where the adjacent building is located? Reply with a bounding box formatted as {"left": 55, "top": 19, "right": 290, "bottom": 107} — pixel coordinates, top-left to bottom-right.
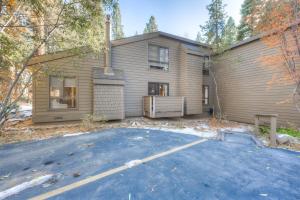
{"left": 28, "top": 21, "right": 300, "bottom": 127}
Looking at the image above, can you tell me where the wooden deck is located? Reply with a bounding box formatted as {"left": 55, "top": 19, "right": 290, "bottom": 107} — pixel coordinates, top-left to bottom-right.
{"left": 143, "top": 96, "right": 184, "bottom": 118}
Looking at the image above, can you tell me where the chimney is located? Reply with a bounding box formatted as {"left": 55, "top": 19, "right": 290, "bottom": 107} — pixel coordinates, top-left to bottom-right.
{"left": 104, "top": 15, "right": 114, "bottom": 75}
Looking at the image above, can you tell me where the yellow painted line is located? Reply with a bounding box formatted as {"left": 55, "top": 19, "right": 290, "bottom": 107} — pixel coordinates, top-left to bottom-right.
{"left": 30, "top": 139, "right": 207, "bottom": 200}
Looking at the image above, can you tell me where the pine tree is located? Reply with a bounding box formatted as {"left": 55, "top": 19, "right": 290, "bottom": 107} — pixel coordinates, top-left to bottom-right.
{"left": 195, "top": 32, "right": 205, "bottom": 43}
{"left": 237, "top": 0, "right": 260, "bottom": 41}
{"left": 221, "top": 17, "right": 237, "bottom": 48}
{"left": 200, "top": 0, "right": 227, "bottom": 49}
{"left": 144, "top": 16, "right": 158, "bottom": 33}
{"left": 112, "top": 1, "right": 124, "bottom": 40}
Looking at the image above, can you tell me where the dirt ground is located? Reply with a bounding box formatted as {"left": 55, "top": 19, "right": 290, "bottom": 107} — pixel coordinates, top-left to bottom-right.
{"left": 1, "top": 116, "right": 299, "bottom": 151}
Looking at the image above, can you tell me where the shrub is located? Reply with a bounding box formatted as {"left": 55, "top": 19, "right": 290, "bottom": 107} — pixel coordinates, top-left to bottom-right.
{"left": 259, "top": 125, "right": 300, "bottom": 138}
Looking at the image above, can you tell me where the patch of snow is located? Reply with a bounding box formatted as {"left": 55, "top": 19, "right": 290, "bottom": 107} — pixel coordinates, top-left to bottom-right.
{"left": 63, "top": 132, "right": 89, "bottom": 137}
{"left": 259, "top": 193, "right": 268, "bottom": 197}
{"left": 125, "top": 160, "right": 143, "bottom": 168}
{"left": 19, "top": 104, "right": 32, "bottom": 112}
{"left": 132, "top": 136, "right": 144, "bottom": 141}
{"left": 7, "top": 104, "right": 32, "bottom": 122}
{"left": 0, "top": 174, "right": 53, "bottom": 200}
{"left": 146, "top": 127, "right": 217, "bottom": 138}
{"left": 196, "top": 123, "right": 210, "bottom": 129}
{"left": 220, "top": 126, "right": 252, "bottom": 133}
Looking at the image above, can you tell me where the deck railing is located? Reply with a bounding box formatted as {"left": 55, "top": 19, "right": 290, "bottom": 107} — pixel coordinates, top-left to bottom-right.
{"left": 143, "top": 96, "right": 184, "bottom": 118}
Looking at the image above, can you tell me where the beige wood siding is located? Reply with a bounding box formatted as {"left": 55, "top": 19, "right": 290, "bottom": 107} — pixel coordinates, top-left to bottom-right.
{"left": 32, "top": 35, "right": 208, "bottom": 122}
{"left": 112, "top": 37, "right": 206, "bottom": 117}
{"left": 214, "top": 40, "right": 300, "bottom": 127}
{"left": 112, "top": 37, "right": 182, "bottom": 117}
{"left": 203, "top": 75, "right": 215, "bottom": 112}
{"left": 93, "top": 85, "right": 124, "bottom": 120}
{"left": 32, "top": 53, "right": 102, "bottom": 123}
{"left": 185, "top": 54, "right": 203, "bottom": 114}
{"left": 179, "top": 50, "right": 203, "bottom": 115}
{"left": 143, "top": 96, "right": 184, "bottom": 118}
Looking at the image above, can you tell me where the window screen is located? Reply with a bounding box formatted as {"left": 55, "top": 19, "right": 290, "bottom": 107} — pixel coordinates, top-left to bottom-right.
{"left": 148, "top": 44, "right": 169, "bottom": 70}
{"left": 148, "top": 82, "right": 169, "bottom": 96}
{"left": 50, "top": 76, "right": 77, "bottom": 109}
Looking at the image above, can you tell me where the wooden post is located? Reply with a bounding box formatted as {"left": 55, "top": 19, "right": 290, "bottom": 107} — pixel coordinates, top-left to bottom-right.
{"left": 254, "top": 114, "right": 278, "bottom": 146}
{"left": 152, "top": 96, "right": 156, "bottom": 118}
{"left": 270, "top": 116, "right": 277, "bottom": 146}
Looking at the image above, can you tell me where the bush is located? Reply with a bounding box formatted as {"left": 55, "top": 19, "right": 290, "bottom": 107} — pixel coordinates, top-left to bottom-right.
{"left": 259, "top": 125, "right": 300, "bottom": 138}
{"left": 81, "top": 114, "right": 94, "bottom": 130}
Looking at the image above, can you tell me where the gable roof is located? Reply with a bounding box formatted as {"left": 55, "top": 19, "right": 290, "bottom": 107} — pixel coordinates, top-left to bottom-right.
{"left": 28, "top": 31, "right": 211, "bottom": 65}
{"left": 112, "top": 31, "right": 210, "bottom": 48}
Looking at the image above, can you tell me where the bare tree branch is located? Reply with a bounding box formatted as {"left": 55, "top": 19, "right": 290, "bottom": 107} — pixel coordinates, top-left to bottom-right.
{"left": 0, "top": 3, "right": 66, "bottom": 126}
{"left": 0, "top": 3, "right": 22, "bottom": 33}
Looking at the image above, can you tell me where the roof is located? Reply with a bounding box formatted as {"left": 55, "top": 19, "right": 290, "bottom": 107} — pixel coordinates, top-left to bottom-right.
{"left": 225, "top": 34, "right": 262, "bottom": 51}
{"left": 226, "top": 21, "right": 300, "bottom": 50}
{"left": 93, "top": 67, "right": 124, "bottom": 80}
{"left": 112, "top": 31, "right": 210, "bottom": 48}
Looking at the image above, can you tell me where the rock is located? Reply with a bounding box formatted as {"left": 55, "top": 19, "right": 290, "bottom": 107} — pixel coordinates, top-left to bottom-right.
{"left": 73, "top": 172, "right": 80, "bottom": 178}
{"left": 276, "top": 134, "right": 294, "bottom": 145}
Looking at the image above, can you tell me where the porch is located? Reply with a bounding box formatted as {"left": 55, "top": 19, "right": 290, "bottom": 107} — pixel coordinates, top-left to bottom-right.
{"left": 143, "top": 96, "right": 185, "bottom": 118}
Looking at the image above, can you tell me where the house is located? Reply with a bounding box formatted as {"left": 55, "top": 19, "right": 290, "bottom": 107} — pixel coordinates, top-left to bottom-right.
{"left": 214, "top": 35, "right": 300, "bottom": 127}
{"left": 29, "top": 17, "right": 300, "bottom": 127}
{"left": 28, "top": 18, "right": 213, "bottom": 123}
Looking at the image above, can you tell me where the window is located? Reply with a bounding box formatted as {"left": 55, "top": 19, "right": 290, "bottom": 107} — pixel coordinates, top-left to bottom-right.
{"left": 50, "top": 76, "right": 77, "bottom": 109}
{"left": 203, "top": 85, "right": 209, "bottom": 105}
{"left": 148, "top": 82, "right": 169, "bottom": 96}
{"left": 203, "top": 56, "right": 209, "bottom": 75}
{"left": 148, "top": 44, "right": 169, "bottom": 71}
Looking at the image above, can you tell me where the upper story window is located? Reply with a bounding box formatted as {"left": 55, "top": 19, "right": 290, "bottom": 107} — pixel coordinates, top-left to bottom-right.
{"left": 203, "top": 56, "right": 210, "bottom": 75}
{"left": 148, "top": 44, "right": 169, "bottom": 71}
{"left": 148, "top": 82, "right": 169, "bottom": 96}
{"left": 50, "top": 76, "right": 77, "bottom": 109}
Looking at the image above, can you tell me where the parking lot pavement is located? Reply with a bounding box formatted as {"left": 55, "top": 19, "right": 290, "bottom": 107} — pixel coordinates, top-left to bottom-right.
{"left": 1, "top": 129, "right": 300, "bottom": 199}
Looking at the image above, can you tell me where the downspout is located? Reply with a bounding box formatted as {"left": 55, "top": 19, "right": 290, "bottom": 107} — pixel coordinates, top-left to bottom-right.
{"left": 104, "top": 15, "right": 114, "bottom": 75}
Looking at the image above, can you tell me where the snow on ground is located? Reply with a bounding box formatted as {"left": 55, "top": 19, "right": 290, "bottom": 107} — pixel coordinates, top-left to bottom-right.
{"left": 145, "top": 127, "right": 218, "bottom": 138}
{"left": 220, "top": 126, "right": 254, "bottom": 133}
{"left": 125, "top": 160, "right": 143, "bottom": 168}
{"left": 7, "top": 104, "right": 32, "bottom": 122}
{"left": 63, "top": 132, "right": 89, "bottom": 137}
{"left": 139, "top": 124, "right": 252, "bottom": 139}
{"left": 0, "top": 174, "right": 53, "bottom": 200}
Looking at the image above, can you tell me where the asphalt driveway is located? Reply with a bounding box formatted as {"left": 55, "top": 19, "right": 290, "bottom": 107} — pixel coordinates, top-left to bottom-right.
{"left": 0, "top": 128, "right": 299, "bottom": 199}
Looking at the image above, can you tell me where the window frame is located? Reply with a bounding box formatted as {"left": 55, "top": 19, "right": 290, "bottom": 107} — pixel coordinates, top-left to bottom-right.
{"left": 202, "top": 85, "right": 209, "bottom": 105}
{"left": 148, "top": 82, "right": 170, "bottom": 96}
{"left": 48, "top": 76, "right": 78, "bottom": 111}
{"left": 148, "top": 44, "right": 169, "bottom": 71}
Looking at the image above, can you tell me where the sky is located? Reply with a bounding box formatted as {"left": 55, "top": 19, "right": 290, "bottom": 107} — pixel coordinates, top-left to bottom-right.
{"left": 118, "top": 0, "right": 244, "bottom": 40}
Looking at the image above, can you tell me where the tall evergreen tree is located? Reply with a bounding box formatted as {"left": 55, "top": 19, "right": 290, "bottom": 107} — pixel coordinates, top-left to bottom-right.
{"left": 221, "top": 17, "right": 237, "bottom": 48}
{"left": 237, "top": 0, "right": 260, "bottom": 41}
{"left": 112, "top": 1, "right": 124, "bottom": 40}
{"left": 200, "top": 0, "right": 227, "bottom": 48}
{"left": 195, "top": 31, "right": 205, "bottom": 43}
{"left": 144, "top": 16, "right": 158, "bottom": 33}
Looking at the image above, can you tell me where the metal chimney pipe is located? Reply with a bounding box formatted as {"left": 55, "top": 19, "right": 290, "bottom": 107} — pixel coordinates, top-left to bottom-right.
{"left": 104, "top": 15, "right": 111, "bottom": 68}
{"left": 103, "top": 15, "right": 114, "bottom": 75}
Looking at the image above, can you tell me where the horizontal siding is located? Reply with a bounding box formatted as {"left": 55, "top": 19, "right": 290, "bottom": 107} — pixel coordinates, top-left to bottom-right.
{"left": 214, "top": 39, "right": 300, "bottom": 127}
{"left": 184, "top": 54, "right": 203, "bottom": 114}
{"left": 112, "top": 37, "right": 182, "bottom": 117}
{"left": 33, "top": 53, "right": 101, "bottom": 122}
